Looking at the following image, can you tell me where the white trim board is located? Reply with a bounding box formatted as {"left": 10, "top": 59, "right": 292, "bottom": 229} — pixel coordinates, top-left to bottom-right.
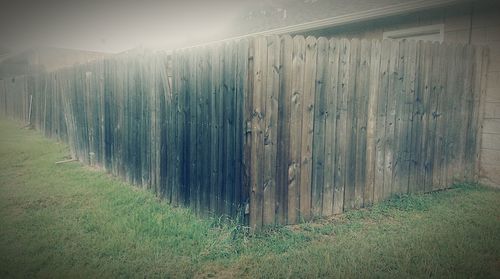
{"left": 383, "top": 24, "right": 444, "bottom": 42}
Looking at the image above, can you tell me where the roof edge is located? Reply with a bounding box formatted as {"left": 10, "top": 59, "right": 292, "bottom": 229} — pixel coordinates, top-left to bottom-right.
{"left": 256, "top": 0, "right": 469, "bottom": 35}
{"left": 176, "top": 0, "right": 469, "bottom": 50}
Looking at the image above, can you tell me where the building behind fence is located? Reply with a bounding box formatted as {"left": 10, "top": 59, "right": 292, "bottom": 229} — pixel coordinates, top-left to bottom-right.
{"left": 0, "top": 36, "right": 488, "bottom": 229}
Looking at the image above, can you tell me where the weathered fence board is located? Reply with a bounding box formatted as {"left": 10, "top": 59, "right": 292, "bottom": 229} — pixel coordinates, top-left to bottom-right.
{"left": 263, "top": 35, "right": 279, "bottom": 225}
{"left": 365, "top": 39, "right": 381, "bottom": 206}
{"left": 311, "top": 37, "right": 329, "bottom": 216}
{"left": 250, "top": 37, "right": 267, "bottom": 229}
{"left": 276, "top": 35, "right": 292, "bottom": 224}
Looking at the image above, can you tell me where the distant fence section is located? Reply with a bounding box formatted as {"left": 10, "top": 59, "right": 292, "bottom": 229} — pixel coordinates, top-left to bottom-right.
{"left": 0, "top": 43, "right": 250, "bottom": 219}
{"left": 1, "top": 75, "right": 31, "bottom": 122}
{"left": 0, "top": 36, "right": 489, "bottom": 229}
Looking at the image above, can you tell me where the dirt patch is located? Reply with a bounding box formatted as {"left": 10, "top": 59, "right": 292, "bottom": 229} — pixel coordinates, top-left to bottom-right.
{"left": 18, "top": 193, "right": 86, "bottom": 210}
{"left": 195, "top": 264, "right": 239, "bottom": 279}
{"left": 21, "top": 197, "right": 62, "bottom": 210}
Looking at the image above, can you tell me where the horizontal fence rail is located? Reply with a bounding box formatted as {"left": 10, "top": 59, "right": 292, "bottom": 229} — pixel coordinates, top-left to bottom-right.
{"left": 0, "top": 35, "right": 489, "bottom": 229}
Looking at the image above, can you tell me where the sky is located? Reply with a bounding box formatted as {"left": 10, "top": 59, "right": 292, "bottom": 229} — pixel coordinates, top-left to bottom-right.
{"left": 0, "top": 0, "right": 418, "bottom": 54}
{"left": 0, "top": 0, "right": 251, "bottom": 53}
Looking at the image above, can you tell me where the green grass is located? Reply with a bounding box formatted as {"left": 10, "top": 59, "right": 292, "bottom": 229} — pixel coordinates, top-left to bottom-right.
{"left": 0, "top": 119, "right": 499, "bottom": 278}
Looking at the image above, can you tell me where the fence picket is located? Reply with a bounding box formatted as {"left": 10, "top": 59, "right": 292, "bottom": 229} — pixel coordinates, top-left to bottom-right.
{"left": 263, "top": 36, "right": 280, "bottom": 225}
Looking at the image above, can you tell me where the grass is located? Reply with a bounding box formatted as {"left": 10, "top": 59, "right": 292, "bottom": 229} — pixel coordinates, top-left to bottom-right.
{"left": 0, "top": 119, "right": 499, "bottom": 278}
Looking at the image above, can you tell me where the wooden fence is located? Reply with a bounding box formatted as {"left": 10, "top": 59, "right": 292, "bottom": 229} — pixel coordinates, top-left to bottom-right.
{"left": 0, "top": 75, "right": 31, "bottom": 123}
{"left": 246, "top": 36, "right": 488, "bottom": 228}
{"left": 0, "top": 44, "right": 250, "bottom": 220}
{"left": 0, "top": 36, "right": 489, "bottom": 229}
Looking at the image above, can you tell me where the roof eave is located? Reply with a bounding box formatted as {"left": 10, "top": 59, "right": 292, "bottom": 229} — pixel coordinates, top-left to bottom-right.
{"left": 253, "top": 0, "right": 470, "bottom": 36}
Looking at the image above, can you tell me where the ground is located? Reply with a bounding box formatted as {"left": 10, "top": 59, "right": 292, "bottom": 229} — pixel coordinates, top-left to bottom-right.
{"left": 0, "top": 119, "right": 499, "bottom": 278}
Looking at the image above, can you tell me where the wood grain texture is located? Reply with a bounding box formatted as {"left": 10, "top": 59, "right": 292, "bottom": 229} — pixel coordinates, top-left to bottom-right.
{"left": 263, "top": 35, "right": 279, "bottom": 225}
{"left": 249, "top": 37, "right": 267, "bottom": 229}
{"left": 311, "top": 37, "right": 329, "bottom": 217}
{"left": 276, "top": 35, "right": 293, "bottom": 224}
{"left": 344, "top": 38, "right": 359, "bottom": 210}
{"left": 354, "top": 39, "right": 371, "bottom": 208}
{"left": 288, "top": 35, "right": 305, "bottom": 224}
{"left": 365, "top": 40, "right": 381, "bottom": 206}
{"left": 299, "top": 36, "right": 317, "bottom": 220}
{"left": 333, "top": 38, "right": 350, "bottom": 214}
{"left": 322, "top": 38, "right": 340, "bottom": 216}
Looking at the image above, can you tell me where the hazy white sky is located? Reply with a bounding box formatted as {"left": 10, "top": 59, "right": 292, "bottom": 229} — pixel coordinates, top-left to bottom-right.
{"left": 0, "top": 0, "right": 250, "bottom": 53}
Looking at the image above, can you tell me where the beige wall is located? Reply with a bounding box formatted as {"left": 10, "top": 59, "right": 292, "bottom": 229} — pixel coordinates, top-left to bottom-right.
{"left": 441, "top": 3, "right": 500, "bottom": 187}
{"left": 470, "top": 3, "right": 500, "bottom": 187}
{"left": 302, "top": 2, "right": 500, "bottom": 187}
